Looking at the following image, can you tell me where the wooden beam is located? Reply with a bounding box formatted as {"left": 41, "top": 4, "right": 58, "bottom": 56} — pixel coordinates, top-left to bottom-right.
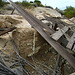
{"left": 66, "top": 32, "right": 75, "bottom": 50}
{"left": 0, "top": 27, "right": 16, "bottom": 36}
{"left": 72, "top": 45, "right": 75, "bottom": 52}
{"left": 11, "top": 8, "right": 15, "bottom": 15}
{"left": 51, "top": 26, "right": 69, "bottom": 40}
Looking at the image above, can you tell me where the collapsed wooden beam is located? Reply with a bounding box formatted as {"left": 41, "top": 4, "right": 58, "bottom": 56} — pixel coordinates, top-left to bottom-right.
{"left": 66, "top": 32, "right": 75, "bottom": 50}
{"left": 0, "top": 27, "right": 16, "bottom": 36}
{"left": 51, "top": 26, "right": 69, "bottom": 40}
{"left": 11, "top": 8, "right": 15, "bottom": 15}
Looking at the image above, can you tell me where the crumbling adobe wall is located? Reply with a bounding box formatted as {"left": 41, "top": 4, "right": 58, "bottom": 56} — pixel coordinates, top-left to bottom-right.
{"left": 12, "top": 28, "right": 51, "bottom": 58}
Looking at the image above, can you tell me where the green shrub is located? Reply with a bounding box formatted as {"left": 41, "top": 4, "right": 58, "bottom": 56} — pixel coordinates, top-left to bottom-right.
{"left": 64, "top": 6, "right": 75, "bottom": 12}
{"left": 22, "top": 1, "right": 32, "bottom": 8}
{"left": 64, "top": 11, "right": 75, "bottom": 18}
{"left": 34, "top": 0, "right": 41, "bottom": 6}
{"left": 0, "top": 0, "right": 5, "bottom": 7}
{"left": 64, "top": 6, "right": 75, "bottom": 18}
{"left": 40, "top": 4, "right": 44, "bottom": 7}
{"left": 15, "top": 1, "right": 21, "bottom": 5}
{"left": 30, "top": 1, "right": 33, "bottom": 3}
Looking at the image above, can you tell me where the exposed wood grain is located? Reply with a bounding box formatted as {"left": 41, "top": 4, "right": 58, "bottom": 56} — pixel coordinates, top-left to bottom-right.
{"left": 66, "top": 32, "right": 75, "bottom": 50}
{"left": 51, "top": 26, "right": 69, "bottom": 40}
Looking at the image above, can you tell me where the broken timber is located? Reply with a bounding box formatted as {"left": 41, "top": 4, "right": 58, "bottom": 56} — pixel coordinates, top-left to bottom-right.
{"left": 9, "top": 0, "right": 75, "bottom": 69}
{"left": 11, "top": 8, "right": 15, "bottom": 15}
{"left": 0, "top": 27, "right": 16, "bottom": 36}
{"left": 66, "top": 32, "right": 75, "bottom": 51}
{"left": 51, "top": 26, "right": 69, "bottom": 40}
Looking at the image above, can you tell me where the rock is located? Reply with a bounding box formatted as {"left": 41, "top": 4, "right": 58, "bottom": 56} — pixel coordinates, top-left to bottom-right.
{"left": 70, "top": 72, "right": 75, "bottom": 75}
{"left": 70, "top": 17, "right": 75, "bottom": 23}
{"left": 42, "top": 20, "right": 50, "bottom": 26}
{"left": 5, "top": 16, "right": 22, "bottom": 25}
{"left": 0, "top": 15, "right": 22, "bottom": 28}
{"left": 42, "top": 20, "right": 50, "bottom": 24}
{"left": 35, "top": 13, "right": 45, "bottom": 20}
{"left": 33, "top": 7, "right": 61, "bottom": 20}
{"left": 5, "top": 4, "right": 14, "bottom": 10}
{"left": 60, "top": 19, "right": 74, "bottom": 25}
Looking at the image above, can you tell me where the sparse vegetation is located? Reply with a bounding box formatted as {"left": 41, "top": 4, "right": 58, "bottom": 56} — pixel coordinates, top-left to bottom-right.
{"left": 22, "top": 1, "right": 33, "bottom": 8}
{"left": 34, "top": 0, "right": 41, "bottom": 6}
{"left": 15, "top": 1, "right": 21, "bottom": 5}
{"left": 0, "top": 0, "right": 5, "bottom": 7}
{"left": 18, "top": 0, "right": 44, "bottom": 8}
{"left": 64, "top": 6, "right": 75, "bottom": 18}
{"left": 45, "top": 6, "right": 53, "bottom": 9}
{"left": 30, "top": 1, "right": 33, "bottom": 3}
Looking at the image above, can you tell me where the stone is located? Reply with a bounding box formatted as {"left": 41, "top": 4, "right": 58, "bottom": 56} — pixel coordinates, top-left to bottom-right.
{"left": 33, "top": 7, "right": 61, "bottom": 19}
{"left": 35, "top": 13, "right": 45, "bottom": 20}
{"left": 70, "top": 72, "right": 75, "bottom": 75}
{"left": 0, "top": 15, "right": 22, "bottom": 28}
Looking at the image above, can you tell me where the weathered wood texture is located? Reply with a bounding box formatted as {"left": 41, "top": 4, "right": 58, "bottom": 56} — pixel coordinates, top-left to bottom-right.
{"left": 51, "top": 26, "right": 69, "bottom": 40}
{"left": 66, "top": 32, "right": 75, "bottom": 50}
{"left": 0, "top": 27, "right": 16, "bottom": 36}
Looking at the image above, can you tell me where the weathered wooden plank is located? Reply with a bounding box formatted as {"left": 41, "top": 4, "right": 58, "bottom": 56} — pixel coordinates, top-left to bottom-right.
{"left": 73, "top": 45, "right": 75, "bottom": 52}
{"left": 51, "top": 26, "right": 69, "bottom": 40}
{"left": 0, "top": 27, "right": 16, "bottom": 36}
{"left": 66, "top": 32, "right": 75, "bottom": 50}
{"left": 64, "top": 33, "right": 70, "bottom": 41}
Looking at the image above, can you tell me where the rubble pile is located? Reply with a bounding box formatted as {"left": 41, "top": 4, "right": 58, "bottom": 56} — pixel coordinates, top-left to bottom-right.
{"left": 0, "top": 7, "right": 75, "bottom": 75}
